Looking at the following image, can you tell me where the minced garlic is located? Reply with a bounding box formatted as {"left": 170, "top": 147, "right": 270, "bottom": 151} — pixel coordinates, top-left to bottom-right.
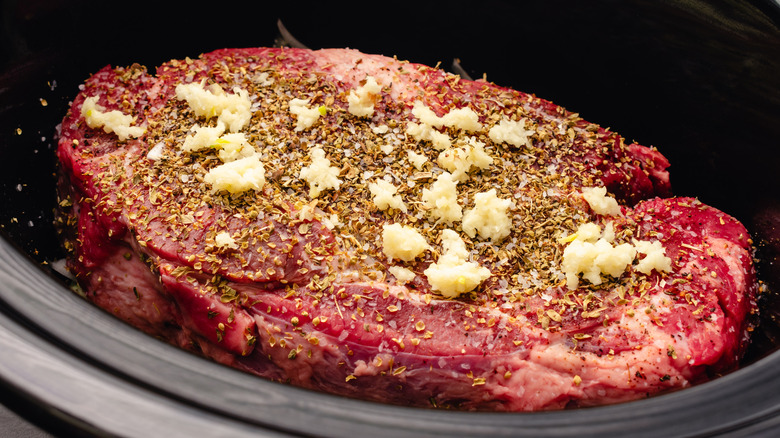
{"left": 215, "top": 231, "right": 238, "bottom": 249}
{"left": 182, "top": 122, "right": 225, "bottom": 152}
{"left": 214, "top": 133, "right": 255, "bottom": 163}
{"left": 441, "top": 107, "right": 482, "bottom": 132}
{"left": 81, "top": 96, "right": 145, "bottom": 141}
{"left": 562, "top": 235, "right": 636, "bottom": 289}
{"left": 348, "top": 76, "right": 382, "bottom": 117}
{"left": 204, "top": 154, "right": 266, "bottom": 194}
{"left": 407, "top": 121, "right": 451, "bottom": 150}
{"left": 581, "top": 186, "right": 621, "bottom": 216}
{"left": 424, "top": 229, "right": 491, "bottom": 298}
{"left": 436, "top": 137, "right": 493, "bottom": 182}
{"left": 406, "top": 102, "right": 483, "bottom": 150}
{"left": 181, "top": 123, "right": 255, "bottom": 162}
{"left": 369, "top": 179, "right": 407, "bottom": 213}
{"left": 633, "top": 239, "right": 673, "bottom": 275}
{"left": 421, "top": 172, "right": 462, "bottom": 225}
{"left": 561, "top": 223, "right": 636, "bottom": 289}
{"left": 488, "top": 116, "right": 534, "bottom": 148}
{"left": 602, "top": 221, "right": 616, "bottom": 243}
{"left": 462, "top": 189, "right": 513, "bottom": 242}
{"left": 299, "top": 147, "right": 342, "bottom": 198}
{"left": 411, "top": 101, "right": 445, "bottom": 128}
{"left": 175, "top": 80, "right": 251, "bottom": 132}
{"left": 563, "top": 222, "right": 602, "bottom": 244}
{"left": 388, "top": 266, "right": 416, "bottom": 284}
{"left": 382, "top": 223, "right": 431, "bottom": 262}
{"left": 289, "top": 98, "right": 323, "bottom": 131}
{"left": 561, "top": 222, "right": 673, "bottom": 289}
{"left": 410, "top": 101, "right": 482, "bottom": 132}
{"left": 407, "top": 151, "right": 428, "bottom": 170}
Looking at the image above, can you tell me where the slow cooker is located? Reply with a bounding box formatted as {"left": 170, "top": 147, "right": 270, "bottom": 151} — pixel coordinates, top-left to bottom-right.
{"left": 2, "top": 0, "right": 780, "bottom": 436}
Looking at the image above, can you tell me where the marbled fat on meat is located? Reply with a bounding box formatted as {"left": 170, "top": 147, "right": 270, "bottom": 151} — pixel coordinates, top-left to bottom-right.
{"left": 56, "top": 48, "right": 758, "bottom": 411}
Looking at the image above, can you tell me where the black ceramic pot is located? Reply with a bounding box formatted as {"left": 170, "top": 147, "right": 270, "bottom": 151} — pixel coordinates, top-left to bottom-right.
{"left": 1, "top": 1, "right": 780, "bottom": 436}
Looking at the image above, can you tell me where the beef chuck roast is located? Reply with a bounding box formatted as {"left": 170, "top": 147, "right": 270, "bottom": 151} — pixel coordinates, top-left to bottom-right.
{"left": 55, "top": 47, "right": 758, "bottom": 411}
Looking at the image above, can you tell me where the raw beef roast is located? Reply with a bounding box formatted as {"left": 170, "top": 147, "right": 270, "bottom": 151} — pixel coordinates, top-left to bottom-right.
{"left": 56, "top": 47, "right": 758, "bottom": 411}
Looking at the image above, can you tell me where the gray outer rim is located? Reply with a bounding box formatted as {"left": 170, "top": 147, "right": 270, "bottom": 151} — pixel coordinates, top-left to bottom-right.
{"left": 1, "top": 237, "right": 780, "bottom": 438}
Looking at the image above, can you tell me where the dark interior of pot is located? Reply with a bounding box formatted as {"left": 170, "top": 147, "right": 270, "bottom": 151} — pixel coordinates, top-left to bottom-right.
{"left": 1, "top": 0, "right": 780, "bottom": 436}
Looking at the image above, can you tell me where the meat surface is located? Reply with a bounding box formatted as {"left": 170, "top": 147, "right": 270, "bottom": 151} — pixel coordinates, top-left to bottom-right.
{"left": 55, "top": 47, "right": 758, "bottom": 411}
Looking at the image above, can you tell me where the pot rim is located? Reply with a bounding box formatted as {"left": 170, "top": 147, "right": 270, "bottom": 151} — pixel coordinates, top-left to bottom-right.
{"left": 1, "top": 236, "right": 779, "bottom": 437}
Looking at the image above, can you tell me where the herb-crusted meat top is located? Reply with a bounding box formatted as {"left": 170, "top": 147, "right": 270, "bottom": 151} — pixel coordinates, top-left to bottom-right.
{"left": 56, "top": 47, "right": 757, "bottom": 411}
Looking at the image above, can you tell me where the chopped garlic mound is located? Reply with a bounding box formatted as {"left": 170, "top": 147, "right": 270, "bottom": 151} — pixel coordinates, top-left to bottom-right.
{"left": 488, "top": 116, "right": 534, "bottom": 148}
{"left": 561, "top": 223, "right": 636, "bottom": 289}
{"left": 406, "top": 121, "right": 452, "bottom": 150}
{"left": 407, "top": 151, "right": 428, "bottom": 170}
{"left": 561, "top": 222, "right": 672, "bottom": 290}
{"left": 436, "top": 137, "right": 493, "bottom": 181}
{"left": 406, "top": 102, "right": 483, "bottom": 150}
{"left": 182, "top": 123, "right": 225, "bottom": 152}
{"left": 215, "top": 231, "right": 238, "bottom": 249}
{"left": 602, "top": 221, "right": 616, "bottom": 243}
{"left": 219, "top": 108, "right": 252, "bottom": 133}
{"left": 411, "top": 101, "right": 482, "bottom": 132}
{"left": 441, "top": 107, "right": 482, "bottom": 132}
{"left": 382, "top": 223, "right": 431, "bottom": 262}
{"left": 215, "top": 133, "right": 255, "bottom": 163}
{"left": 181, "top": 124, "right": 255, "bottom": 162}
{"left": 563, "top": 238, "right": 636, "bottom": 289}
{"left": 81, "top": 96, "right": 145, "bottom": 141}
{"left": 462, "top": 189, "right": 513, "bottom": 242}
{"left": 567, "top": 222, "right": 602, "bottom": 243}
{"left": 369, "top": 179, "right": 407, "bottom": 213}
{"left": 421, "top": 172, "right": 462, "bottom": 225}
{"left": 633, "top": 239, "right": 673, "bottom": 275}
{"left": 411, "top": 101, "right": 445, "bottom": 128}
{"left": 388, "top": 266, "right": 416, "bottom": 284}
{"left": 204, "top": 154, "right": 266, "bottom": 194}
{"left": 462, "top": 137, "right": 493, "bottom": 168}
{"left": 289, "top": 98, "right": 323, "bottom": 131}
{"left": 175, "top": 81, "right": 251, "bottom": 132}
{"left": 424, "top": 229, "right": 491, "bottom": 298}
{"left": 299, "top": 147, "right": 342, "bottom": 198}
{"left": 348, "top": 76, "right": 382, "bottom": 117}
{"left": 581, "top": 186, "right": 621, "bottom": 216}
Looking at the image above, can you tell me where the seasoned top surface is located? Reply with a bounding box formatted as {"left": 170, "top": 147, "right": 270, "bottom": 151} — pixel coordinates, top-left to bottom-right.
{"left": 57, "top": 47, "right": 757, "bottom": 410}
{"left": 61, "top": 47, "right": 671, "bottom": 294}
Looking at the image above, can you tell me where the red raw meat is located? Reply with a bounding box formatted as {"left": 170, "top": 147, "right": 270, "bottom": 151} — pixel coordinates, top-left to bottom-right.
{"left": 55, "top": 47, "right": 757, "bottom": 411}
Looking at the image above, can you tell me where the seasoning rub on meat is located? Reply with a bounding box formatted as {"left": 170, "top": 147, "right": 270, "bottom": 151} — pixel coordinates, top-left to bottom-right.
{"left": 56, "top": 47, "right": 758, "bottom": 411}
